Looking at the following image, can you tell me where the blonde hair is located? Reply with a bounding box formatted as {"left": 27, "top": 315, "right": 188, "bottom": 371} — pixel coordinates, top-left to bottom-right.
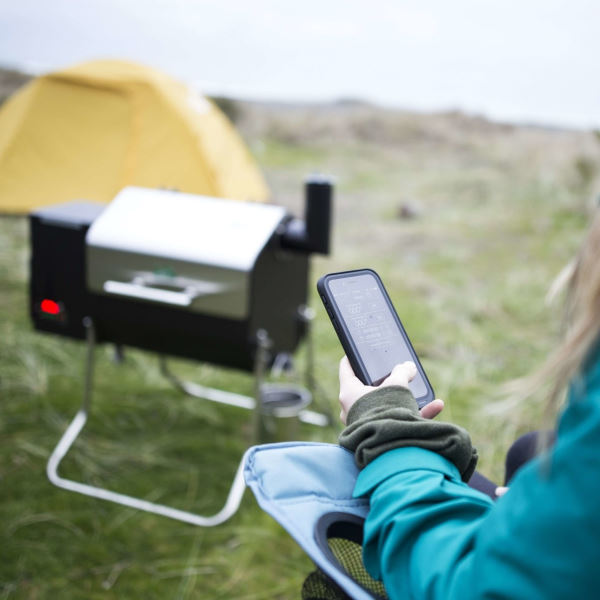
{"left": 501, "top": 212, "right": 600, "bottom": 422}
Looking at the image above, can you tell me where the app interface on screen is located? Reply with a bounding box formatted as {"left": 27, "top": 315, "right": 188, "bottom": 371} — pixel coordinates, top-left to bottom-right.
{"left": 329, "top": 273, "right": 427, "bottom": 397}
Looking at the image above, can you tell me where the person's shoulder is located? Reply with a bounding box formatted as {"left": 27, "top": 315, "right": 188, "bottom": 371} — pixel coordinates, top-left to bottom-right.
{"left": 567, "top": 338, "right": 600, "bottom": 406}
{"left": 582, "top": 337, "right": 600, "bottom": 388}
{"left": 561, "top": 353, "right": 600, "bottom": 446}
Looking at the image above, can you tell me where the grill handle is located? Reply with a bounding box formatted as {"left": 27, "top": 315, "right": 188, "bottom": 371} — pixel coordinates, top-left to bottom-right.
{"left": 103, "top": 280, "right": 200, "bottom": 307}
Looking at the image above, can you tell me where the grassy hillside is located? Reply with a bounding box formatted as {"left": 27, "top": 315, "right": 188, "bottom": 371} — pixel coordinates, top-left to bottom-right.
{"left": 2, "top": 70, "right": 600, "bottom": 598}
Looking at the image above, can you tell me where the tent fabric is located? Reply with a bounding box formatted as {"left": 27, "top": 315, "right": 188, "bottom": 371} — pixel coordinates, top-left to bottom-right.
{"left": 0, "top": 60, "right": 269, "bottom": 213}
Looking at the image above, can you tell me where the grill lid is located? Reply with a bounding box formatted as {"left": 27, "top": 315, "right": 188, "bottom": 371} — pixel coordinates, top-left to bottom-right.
{"left": 86, "top": 187, "right": 287, "bottom": 319}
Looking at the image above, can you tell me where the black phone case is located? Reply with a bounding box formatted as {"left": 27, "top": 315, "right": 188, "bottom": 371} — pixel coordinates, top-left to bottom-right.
{"left": 317, "top": 268, "right": 435, "bottom": 407}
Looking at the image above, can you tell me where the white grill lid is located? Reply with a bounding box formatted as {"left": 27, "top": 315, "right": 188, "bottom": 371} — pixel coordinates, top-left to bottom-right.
{"left": 85, "top": 187, "right": 287, "bottom": 319}
{"left": 86, "top": 187, "right": 286, "bottom": 272}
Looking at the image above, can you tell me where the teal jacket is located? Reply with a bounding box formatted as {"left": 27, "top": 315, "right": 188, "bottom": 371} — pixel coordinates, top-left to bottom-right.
{"left": 354, "top": 356, "right": 600, "bottom": 599}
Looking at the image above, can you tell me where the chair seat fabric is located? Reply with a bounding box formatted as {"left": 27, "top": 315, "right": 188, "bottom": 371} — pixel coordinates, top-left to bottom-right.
{"left": 243, "top": 442, "right": 376, "bottom": 600}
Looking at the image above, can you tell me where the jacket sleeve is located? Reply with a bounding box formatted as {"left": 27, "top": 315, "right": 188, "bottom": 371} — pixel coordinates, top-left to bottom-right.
{"left": 355, "top": 448, "right": 493, "bottom": 599}
{"left": 339, "top": 386, "right": 477, "bottom": 479}
{"left": 354, "top": 393, "right": 600, "bottom": 600}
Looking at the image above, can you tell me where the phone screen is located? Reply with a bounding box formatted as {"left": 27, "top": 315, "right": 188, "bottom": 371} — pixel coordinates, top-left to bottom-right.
{"left": 327, "top": 271, "right": 429, "bottom": 398}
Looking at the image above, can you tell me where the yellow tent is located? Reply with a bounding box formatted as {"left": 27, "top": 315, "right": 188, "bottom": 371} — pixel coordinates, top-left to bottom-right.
{"left": 0, "top": 60, "right": 269, "bottom": 213}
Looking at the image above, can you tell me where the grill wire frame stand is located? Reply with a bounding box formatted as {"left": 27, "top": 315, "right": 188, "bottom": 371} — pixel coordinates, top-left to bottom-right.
{"left": 159, "top": 305, "right": 331, "bottom": 428}
{"left": 46, "top": 309, "right": 329, "bottom": 527}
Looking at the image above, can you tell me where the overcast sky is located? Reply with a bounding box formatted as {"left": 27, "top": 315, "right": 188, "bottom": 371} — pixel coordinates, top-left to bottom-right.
{"left": 1, "top": 0, "right": 598, "bottom": 128}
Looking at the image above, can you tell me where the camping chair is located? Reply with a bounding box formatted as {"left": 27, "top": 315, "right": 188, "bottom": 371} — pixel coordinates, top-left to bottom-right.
{"left": 244, "top": 442, "right": 388, "bottom": 600}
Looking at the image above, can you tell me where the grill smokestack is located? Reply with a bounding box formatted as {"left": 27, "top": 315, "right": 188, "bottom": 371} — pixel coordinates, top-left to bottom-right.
{"left": 281, "top": 175, "right": 333, "bottom": 255}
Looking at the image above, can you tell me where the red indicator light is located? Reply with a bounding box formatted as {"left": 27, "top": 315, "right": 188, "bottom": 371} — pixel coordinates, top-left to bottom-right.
{"left": 41, "top": 299, "right": 61, "bottom": 315}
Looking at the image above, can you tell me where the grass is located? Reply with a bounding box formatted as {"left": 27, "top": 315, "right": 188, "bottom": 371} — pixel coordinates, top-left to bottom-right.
{"left": 2, "top": 104, "right": 600, "bottom": 598}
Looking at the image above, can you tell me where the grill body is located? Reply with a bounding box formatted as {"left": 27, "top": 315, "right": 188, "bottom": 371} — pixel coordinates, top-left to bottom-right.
{"left": 30, "top": 190, "right": 311, "bottom": 371}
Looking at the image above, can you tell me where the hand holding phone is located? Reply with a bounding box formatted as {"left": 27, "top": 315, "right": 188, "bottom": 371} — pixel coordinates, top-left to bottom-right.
{"left": 338, "top": 355, "right": 418, "bottom": 422}
{"left": 317, "top": 269, "right": 435, "bottom": 408}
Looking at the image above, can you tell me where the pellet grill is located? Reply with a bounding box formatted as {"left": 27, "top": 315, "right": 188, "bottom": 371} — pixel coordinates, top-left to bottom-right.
{"left": 30, "top": 180, "right": 333, "bottom": 526}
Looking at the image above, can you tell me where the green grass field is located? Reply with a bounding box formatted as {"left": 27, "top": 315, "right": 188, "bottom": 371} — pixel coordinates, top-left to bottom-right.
{"left": 2, "top": 103, "right": 599, "bottom": 598}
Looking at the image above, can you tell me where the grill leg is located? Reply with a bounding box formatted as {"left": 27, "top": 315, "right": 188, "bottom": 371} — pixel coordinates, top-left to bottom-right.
{"left": 46, "top": 317, "right": 247, "bottom": 527}
{"left": 253, "top": 329, "right": 272, "bottom": 443}
{"left": 159, "top": 320, "right": 330, "bottom": 428}
{"left": 296, "top": 305, "right": 332, "bottom": 427}
{"left": 159, "top": 357, "right": 256, "bottom": 410}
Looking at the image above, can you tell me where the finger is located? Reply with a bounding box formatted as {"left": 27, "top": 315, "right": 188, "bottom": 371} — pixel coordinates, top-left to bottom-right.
{"left": 392, "top": 361, "right": 417, "bottom": 383}
{"left": 339, "top": 356, "right": 360, "bottom": 392}
{"left": 339, "top": 355, "right": 355, "bottom": 380}
{"left": 338, "top": 355, "right": 372, "bottom": 411}
{"left": 383, "top": 361, "right": 416, "bottom": 388}
{"left": 419, "top": 399, "right": 444, "bottom": 420}
{"left": 405, "top": 361, "right": 418, "bottom": 382}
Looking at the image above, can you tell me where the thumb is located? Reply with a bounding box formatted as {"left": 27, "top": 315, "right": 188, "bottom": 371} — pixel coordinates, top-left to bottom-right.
{"left": 382, "top": 361, "right": 417, "bottom": 388}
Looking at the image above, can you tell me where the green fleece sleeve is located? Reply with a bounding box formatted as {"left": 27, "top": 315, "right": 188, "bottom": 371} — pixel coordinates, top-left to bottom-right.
{"left": 338, "top": 385, "right": 477, "bottom": 481}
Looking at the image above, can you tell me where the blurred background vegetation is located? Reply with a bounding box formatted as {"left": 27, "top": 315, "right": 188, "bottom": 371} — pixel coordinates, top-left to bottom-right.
{"left": 2, "top": 69, "right": 600, "bottom": 598}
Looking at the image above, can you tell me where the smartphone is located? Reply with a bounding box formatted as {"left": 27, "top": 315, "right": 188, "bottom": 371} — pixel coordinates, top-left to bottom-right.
{"left": 317, "top": 268, "right": 434, "bottom": 407}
